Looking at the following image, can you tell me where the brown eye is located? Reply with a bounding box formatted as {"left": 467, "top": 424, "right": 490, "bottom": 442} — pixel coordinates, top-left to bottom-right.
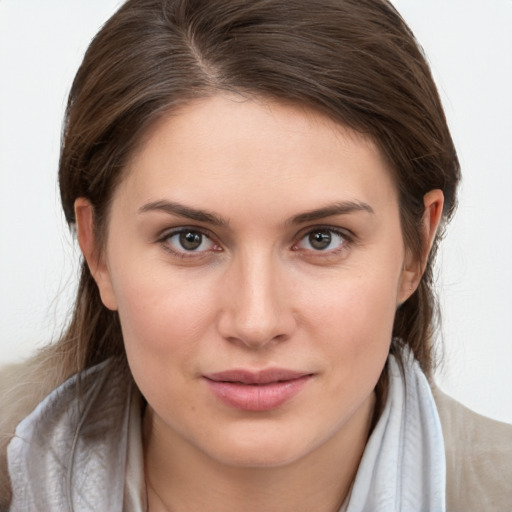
{"left": 308, "top": 230, "right": 332, "bottom": 250}
{"left": 163, "top": 229, "right": 217, "bottom": 254}
{"left": 294, "top": 228, "right": 347, "bottom": 253}
{"left": 179, "top": 231, "right": 203, "bottom": 250}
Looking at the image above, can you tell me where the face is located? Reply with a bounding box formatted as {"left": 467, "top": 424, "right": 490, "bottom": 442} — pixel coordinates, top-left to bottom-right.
{"left": 83, "top": 94, "right": 418, "bottom": 469}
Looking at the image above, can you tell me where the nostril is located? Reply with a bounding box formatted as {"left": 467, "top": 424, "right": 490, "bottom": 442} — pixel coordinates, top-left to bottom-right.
{"left": 215, "top": 270, "right": 297, "bottom": 347}
{"left": 222, "top": 331, "right": 291, "bottom": 350}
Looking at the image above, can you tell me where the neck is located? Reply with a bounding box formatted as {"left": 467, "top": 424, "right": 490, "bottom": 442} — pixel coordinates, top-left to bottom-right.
{"left": 143, "top": 392, "right": 375, "bottom": 512}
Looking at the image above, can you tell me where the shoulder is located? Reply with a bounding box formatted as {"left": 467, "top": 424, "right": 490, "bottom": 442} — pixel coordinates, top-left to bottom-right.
{"left": 0, "top": 356, "right": 63, "bottom": 440}
{"left": 432, "top": 386, "right": 512, "bottom": 512}
{"left": 5, "top": 359, "right": 134, "bottom": 511}
{"left": 0, "top": 354, "right": 71, "bottom": 509}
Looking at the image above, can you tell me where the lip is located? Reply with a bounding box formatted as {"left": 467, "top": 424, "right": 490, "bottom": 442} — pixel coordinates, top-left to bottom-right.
{"left": 203, "top": 369, "right": 314, "bottom": 411}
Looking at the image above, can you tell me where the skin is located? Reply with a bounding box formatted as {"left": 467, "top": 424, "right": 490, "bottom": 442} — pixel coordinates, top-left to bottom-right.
{"left": 76, "top": 94, "right": 443, "bottom": 512}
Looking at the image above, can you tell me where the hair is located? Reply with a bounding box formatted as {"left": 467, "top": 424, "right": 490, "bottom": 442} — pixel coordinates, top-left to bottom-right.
{"left": 1, "top": 0, "right": 460, "bottom": 502}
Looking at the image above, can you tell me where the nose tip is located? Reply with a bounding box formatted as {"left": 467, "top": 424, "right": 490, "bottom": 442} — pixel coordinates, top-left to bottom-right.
{"left": 218, "top": 290, "right": 294, "bottom": 349}
{"left": 216, "top": 259, "right": 296, "bottom": 349}
{"left": 223, "top": 317, "right": 291, "bottom": 350}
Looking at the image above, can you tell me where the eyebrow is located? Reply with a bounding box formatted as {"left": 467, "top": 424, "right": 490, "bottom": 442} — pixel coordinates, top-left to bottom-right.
{"left": 138, "top": 200, "right": 228, "bottom": 226}
{"left": 138, "top": 199, "right": 374, "bottom": 227}
{"left": 289, "top": 201, "right": 374, "bottom": 225}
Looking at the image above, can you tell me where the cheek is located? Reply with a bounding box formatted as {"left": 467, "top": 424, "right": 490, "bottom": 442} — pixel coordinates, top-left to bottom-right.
{"left": 305, "top": 269, "right": 399, "bottom": 338}
{"left": 109, "top": 260, "right": 219, "bottom": 361}
{"left": 111, "top": 268, "right": 220, "bottom": 411}
{"left": 300, "top": 265, "right": 400, "bottom": 386}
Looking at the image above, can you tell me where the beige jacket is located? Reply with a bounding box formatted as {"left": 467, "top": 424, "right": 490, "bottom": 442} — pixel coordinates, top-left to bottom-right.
{"left": 432, "top": 386, "right": 512, "bottom": 511}
{"left": 1, "top": 360, "right": 511, "bottom": 511}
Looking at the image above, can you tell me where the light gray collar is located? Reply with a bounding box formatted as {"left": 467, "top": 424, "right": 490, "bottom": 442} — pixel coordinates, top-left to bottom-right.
{"left": 345, "top": 354, "right": 446, "bottom": 511}
{"left": 8, "top": 354, "right": 445, "bottom": 512}
{"left": 7, "top": 361, "right": 144, "bottom": 512}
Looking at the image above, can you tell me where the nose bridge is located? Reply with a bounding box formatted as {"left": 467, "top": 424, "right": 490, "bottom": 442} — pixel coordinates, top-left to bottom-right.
{"left": 219, "top": 245, "right": 294, "bottom": 348}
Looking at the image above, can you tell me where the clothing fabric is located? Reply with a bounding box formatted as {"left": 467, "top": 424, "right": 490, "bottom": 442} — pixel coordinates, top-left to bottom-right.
{"left": 7, "top": 361, "right": 137, "bottom": 511}
{"left": 5, "top": 354, "right": 511, "bottom": 511}
{"left": 433, "top": 386, "right": 512, "bottom": 511}
{"left": 345, "top": 354, "right": 446, "bottom": 511}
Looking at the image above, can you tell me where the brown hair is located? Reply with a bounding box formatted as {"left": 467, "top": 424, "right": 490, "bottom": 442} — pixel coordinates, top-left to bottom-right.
{"left": 58, "top": 0, "right": 459, "bottom": 381}
{"left": 0, "top": 2, "right": 462, "bottom": 501}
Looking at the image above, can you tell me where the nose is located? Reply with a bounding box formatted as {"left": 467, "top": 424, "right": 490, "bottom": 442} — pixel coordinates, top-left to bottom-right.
{"left": 217, "top": 250, "right": 297, "bottom": 350}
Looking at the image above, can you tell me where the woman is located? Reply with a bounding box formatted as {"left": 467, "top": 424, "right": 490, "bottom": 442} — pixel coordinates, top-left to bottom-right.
{"left": 1, "top": 0, "right": 511, "bottom": 510}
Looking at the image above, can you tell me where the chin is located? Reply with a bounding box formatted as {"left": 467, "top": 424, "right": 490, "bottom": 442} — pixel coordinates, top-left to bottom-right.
{"left": 215, "top": 446, "right": 305, "bottom": 469}
{"left": 200, "top": 423, "right": 318, "bottom": 469}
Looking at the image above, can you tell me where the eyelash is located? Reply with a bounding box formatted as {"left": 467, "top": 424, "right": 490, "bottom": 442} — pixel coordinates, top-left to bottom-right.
{"left": 157, "top": 227, "right": 221, "bottom": 259}
{"left": 291, "top": 226, "right": 353, "bottom": 258}
{"left": 157, "top": 226, "right": 354, "bottom": 260}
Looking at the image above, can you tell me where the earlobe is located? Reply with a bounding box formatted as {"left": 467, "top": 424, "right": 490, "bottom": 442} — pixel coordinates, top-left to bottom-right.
{"left": 397, "top": 189, "right": 444, "bottom": 306}
{"left": 74, "top": 198, "right": 118, "bottom": 311}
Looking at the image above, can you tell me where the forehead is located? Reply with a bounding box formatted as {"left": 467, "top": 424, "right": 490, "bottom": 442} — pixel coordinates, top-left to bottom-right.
{"left": 117, "top": 94, "right": 398, "bottom": 217}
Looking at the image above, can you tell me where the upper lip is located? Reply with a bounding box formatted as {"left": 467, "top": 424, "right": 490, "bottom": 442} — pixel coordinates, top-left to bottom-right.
{"left": 203, "top": 368, "right": 313, "bottom": 385}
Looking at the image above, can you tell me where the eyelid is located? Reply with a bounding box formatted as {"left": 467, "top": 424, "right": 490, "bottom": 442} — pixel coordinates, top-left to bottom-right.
{"left": 155, "top": 224, "right": 355, "bottom": 260}
{"left": 157, "top": 226, "right": 222, "bottom": 257}
{"left": 157, "top": 224, "right": 215, "bottom": 241}
{"left": 291, "top": 225, "right": 355, "bottom": 254}
{"left": 294, "top": 225, "right": 355, "bottom": 243}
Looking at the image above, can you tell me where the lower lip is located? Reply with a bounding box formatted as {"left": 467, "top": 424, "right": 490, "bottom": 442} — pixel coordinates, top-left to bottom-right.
{"left": 204, "top": 375, "right": 312, "bottom": 411}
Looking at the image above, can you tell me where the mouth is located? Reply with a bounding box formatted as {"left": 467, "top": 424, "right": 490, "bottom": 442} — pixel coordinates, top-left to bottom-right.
{"left": 203, "top": 369, "right": 314, "bottom": 411}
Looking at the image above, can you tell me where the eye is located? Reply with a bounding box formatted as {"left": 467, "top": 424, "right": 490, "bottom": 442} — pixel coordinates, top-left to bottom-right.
{"left": 294, "top": 228, "right": 347, "bottom": 252}
{"left": 162, "top": 228, "right": 218, "bottom": 254}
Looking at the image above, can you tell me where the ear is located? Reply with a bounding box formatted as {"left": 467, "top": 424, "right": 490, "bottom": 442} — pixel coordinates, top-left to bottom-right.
{"left": 398, "top": 189, "right": 444, "bottom": 304}
{"left": 74, "top": 198, "right": 118, "bottom": 311}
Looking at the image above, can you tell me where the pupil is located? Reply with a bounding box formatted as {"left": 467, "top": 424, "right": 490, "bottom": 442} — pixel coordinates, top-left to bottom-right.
{"left": 309, "top": 230, "right": 331, "bottom": 250}
{"left": 180, "top": 231, "right": 202, "bottom": 250}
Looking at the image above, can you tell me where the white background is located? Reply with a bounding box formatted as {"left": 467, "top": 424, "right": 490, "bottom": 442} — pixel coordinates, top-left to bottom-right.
{"left": 1, "top": 1, "right": 511, "bottom": 423}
